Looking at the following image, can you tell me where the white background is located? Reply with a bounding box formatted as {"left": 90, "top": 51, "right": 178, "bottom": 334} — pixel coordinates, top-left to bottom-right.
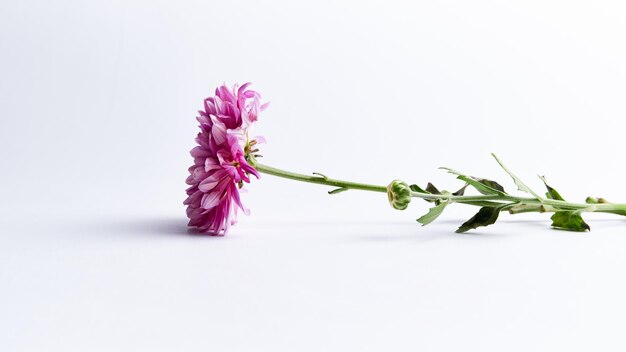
{"left": 2, "top": 0, "right": 626, "bottom": 351}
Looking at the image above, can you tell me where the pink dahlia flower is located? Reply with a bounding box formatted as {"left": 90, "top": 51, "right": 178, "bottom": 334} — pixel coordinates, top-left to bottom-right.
{"left": 184, "top": 83, "right": 266, "bottom": 235}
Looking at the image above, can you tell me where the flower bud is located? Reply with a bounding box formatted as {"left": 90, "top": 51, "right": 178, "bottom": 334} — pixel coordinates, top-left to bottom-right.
{"left": 387, "top": 179, "right": 411, "bottom": 210}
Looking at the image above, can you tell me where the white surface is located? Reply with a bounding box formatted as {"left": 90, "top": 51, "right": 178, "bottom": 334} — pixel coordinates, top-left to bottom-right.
{"left": 3, "top": 1, "right": 626, "bottom": 351}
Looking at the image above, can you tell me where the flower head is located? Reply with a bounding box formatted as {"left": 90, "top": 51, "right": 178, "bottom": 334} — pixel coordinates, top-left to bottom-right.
{"left": 185, "top": 83, "right": 267, "bottom": 235}
{"left": 387, "top": 179, "right": 411, "bottom": 210}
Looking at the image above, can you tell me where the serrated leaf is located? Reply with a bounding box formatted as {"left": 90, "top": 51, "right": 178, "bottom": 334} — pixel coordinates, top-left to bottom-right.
{"left": 491, "top": 154, "right": 541, "bottom": 199}
{"left": 550, "top": 211, "right": 590, "bottom": 232}
{"left": 538, "top": 176, "right": 564, "bottom": 201}
{"left": 439, "top": 167, "right": 464, "bottom": 176}
{"left": 417, "top": 201, "right": 448, "bottom": 226}
{"left": 456, "top": 205, "right": 506, "bottom": 233}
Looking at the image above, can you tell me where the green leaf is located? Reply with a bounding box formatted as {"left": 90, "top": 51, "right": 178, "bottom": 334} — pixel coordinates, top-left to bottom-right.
{"left": 409, "top": 184, "right": 427, "bottom": 193}
{"left": 491, "top": 154, "right": 541, "bottom": 199}
{"left": 550, "top": 211, "right": 590, "bottom": 232}
{"left": 456, "top": 206, "right": 506, "bottom": 233}
{"left": 417, "top": 201, "right": 448, "bottom": 226}
{"left": 538, "top": 176, "right": 564, "bottom": 201}
{"left": 410, "top": 183, "right": 439, "bottom": 203}
{"left": 413, "top": 183, "right": 442, "bottom": 203}
{"left": 452, "top": 184, "right": 468, "bottom": 196}
{"left": 411, "top": 183, "right": 454, "bottom": 204}
{"left": 457, "top": 175, "right": 506, "bottom": 195}
{"left": 440, "top": 167, "right": 506, "bottom": 195}
{"left": 479, "top": 179, "right": 506, "bottom": 193}
{"left": 425, "top": 182, "right": 441, "bottom": 195}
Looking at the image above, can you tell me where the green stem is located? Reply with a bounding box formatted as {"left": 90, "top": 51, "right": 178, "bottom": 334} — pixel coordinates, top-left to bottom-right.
{"left": 253, "top": 162, "right": 626, "bottom": 215}
{"left": 254, "top": 163, "right": 387, "bottom": 193}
